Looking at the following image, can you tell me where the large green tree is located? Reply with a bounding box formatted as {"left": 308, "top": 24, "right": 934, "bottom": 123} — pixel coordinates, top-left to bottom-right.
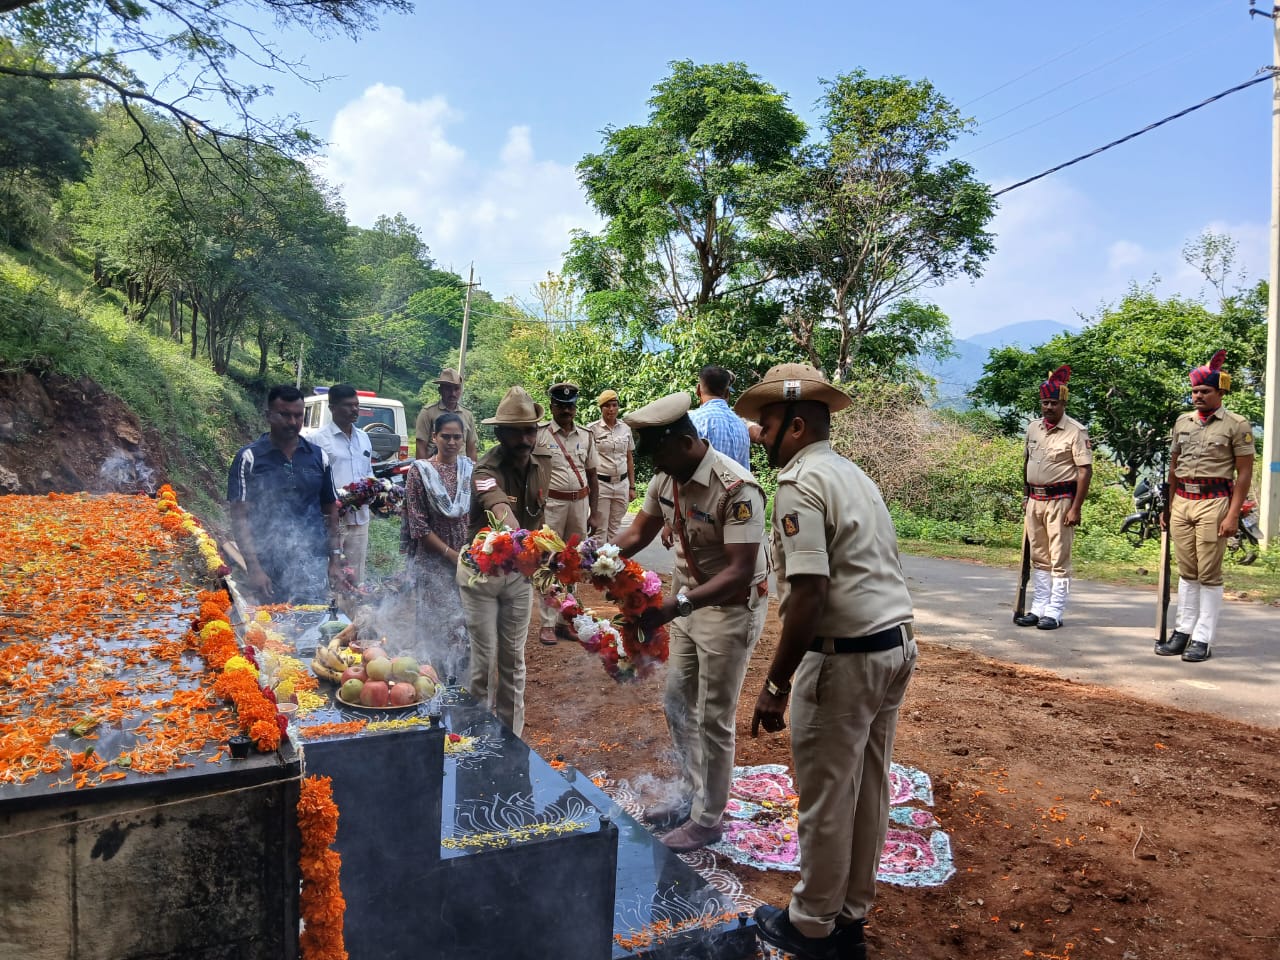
{"left": 574, "top": 60, "right": 806, "bottom": 325}
{"left": 755, "top": 71, "right": 995, "bottom": 381}
{"left": 971, "top": 284, "right": 1266, "bottom": 484}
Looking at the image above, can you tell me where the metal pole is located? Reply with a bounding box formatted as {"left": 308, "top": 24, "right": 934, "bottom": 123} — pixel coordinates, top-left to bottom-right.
{"left": 457, "top": 263, "right": 475, "bottom": 382}
{"left": 1260, "top": 5, "right": 1280, "bottom": 547}
{"left": 295, "top": 340, "right": 304, "bottom": 389}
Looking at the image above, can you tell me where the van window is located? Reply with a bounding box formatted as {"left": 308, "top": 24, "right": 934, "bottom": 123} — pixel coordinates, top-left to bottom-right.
{"left": 357, "top": 406, "right": 397, "bottom": 430}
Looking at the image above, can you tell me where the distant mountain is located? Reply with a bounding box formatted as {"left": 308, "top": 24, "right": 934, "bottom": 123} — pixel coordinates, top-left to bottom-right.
{"left": 923, "top": 319, "right": 1079, "bottom": 409}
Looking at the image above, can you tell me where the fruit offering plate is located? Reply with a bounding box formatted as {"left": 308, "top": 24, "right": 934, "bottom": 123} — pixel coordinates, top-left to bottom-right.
{"left": 333, "top": 689, "right": 423, "bottom": 714}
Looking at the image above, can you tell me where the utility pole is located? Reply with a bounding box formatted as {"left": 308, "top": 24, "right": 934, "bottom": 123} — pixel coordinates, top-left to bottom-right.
{"left": 457, "top": 264, "right": 476, "bottom": 381}
{"left": 1254, "top": 1, "right": 1280, "bottom": 547}
{"left": 295, "top": 340, "right": 305, "bottom": 389}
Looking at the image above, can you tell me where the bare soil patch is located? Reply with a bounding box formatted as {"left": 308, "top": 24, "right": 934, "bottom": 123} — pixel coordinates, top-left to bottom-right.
{"left": 525, "top": 584, "right": 1280, "bottom": 960}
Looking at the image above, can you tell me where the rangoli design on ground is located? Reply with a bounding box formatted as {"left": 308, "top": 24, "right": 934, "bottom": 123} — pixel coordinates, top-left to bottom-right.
{"left": 593, "top": 762, "right": 954, "bottom": 893}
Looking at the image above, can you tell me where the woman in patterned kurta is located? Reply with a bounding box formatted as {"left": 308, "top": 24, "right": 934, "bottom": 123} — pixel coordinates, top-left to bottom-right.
{"left": 402, "top": 413, "right": 473, "bottom": 679}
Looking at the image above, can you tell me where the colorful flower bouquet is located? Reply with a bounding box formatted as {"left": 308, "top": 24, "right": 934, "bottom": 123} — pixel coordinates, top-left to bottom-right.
{"left": 337, "top": 477, "right": 403, "bottom": 518}
{"left": 461, "top": 517, "right": 669, "bottom": 681}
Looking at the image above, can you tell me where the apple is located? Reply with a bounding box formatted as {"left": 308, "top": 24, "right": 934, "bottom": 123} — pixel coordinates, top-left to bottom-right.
{"left": 420, "top": 663, "right": 440, "bottom": 684}
{"left": 339, "top": 678, "right": 364, "bottom": 704}
{"left": 388, "top": 682, "right": 417, "bottom": 706}
{"left": 413, "top": 675, "right": 437, "bottom": 701}
{"left": 362, "top": 646, "right": 388, "bottom": 665}
{"left": 365, "top": 657, "right": 393, "bottom": 682}
{"left": 340, "top": 664, "right": 367, "bottom": 684}
{"left": 390, "top": 656, "right": 420, "bottom": 683}
{"left": 359, "top": 680, "right": 390, "bottom": 707}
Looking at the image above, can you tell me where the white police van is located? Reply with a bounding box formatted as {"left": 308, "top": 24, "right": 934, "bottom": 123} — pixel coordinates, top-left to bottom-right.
{"left": 303, "top": 388, "right": 408, "bottom": 467}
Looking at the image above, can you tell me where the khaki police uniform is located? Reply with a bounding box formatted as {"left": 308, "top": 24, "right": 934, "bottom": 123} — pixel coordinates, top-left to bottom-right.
{"left": 588, "top": 417, "right": 633, "bottom": 542}
{"left": 770, "top": 440, "right": 916, "bottom": 937}
{"left": 535, "top": 420, "right": 598, "bottom": 628}
{"left": 457, "top": 421, "right": 551, "bottom": 737}
{"left": 1169, "top": 407, "right": 1253, "bottom": 588}
{"left": 415, "top": 401, "right": 478, "bottom": 459}
{"left": 642, "top": 447, "right": 768, "bottom": 828}
{"left": 1023, "top": 415, "right": 1091, "bottom": 578}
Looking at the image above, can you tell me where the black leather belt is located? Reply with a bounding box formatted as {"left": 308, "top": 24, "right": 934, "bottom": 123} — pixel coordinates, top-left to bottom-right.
{"left": 810, "top": 624, "right": 909, "bottom": 654}
{"left": 598, "top": 474, "right": 621, "bottom": 483}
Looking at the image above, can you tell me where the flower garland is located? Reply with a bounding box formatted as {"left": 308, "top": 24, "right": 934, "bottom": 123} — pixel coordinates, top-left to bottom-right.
{"left": 337, "top": 476, "right": 403, "bottom": 518}
{"left": 157, "top": 484, "right": 230, "bottom": 578}
{"left": 461, "top": 518, "right": 669, "bottom": 681}
{"left": 297, "top": 775, "right": 348, "bottom": 960}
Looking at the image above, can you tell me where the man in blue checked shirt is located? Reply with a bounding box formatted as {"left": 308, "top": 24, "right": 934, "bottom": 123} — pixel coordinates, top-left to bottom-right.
{"left": 689, "top": 366, "right": 751, "bottom": 469}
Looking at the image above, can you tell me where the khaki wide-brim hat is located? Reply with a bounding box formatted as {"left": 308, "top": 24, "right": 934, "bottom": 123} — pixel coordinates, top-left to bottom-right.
{"left": 734, "top": 363, "right": 851, "bottom": 421}
{"left": 435, "top": 368, "right": 463, "bottom": 386}
{"left": 482, "top": 386, "right": 544, "bottom": 427}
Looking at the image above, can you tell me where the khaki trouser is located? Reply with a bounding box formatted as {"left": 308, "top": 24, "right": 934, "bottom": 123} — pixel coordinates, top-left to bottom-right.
{"left": 788, "top": 627, "right": 918, "bottom": 938}
{"left": 339, "top": 521, "right": 370, "bottom": 585}
{"left": 458, "top": 566, "right": 533, "bottom": 736}
{"left": 1170, "top": 495, "right": 1230, "bottom": 587}
{"left": 598, "top": 478, "right": 630, "bottom": 543}
{"left": 1024, "top": 498, "right": 1075, "bottom": 577}
{"left": 665, "top": 582, "right": 766, "bottom": 827}
{"left": 539, "top": 495, "right": 590, "bottom": 627}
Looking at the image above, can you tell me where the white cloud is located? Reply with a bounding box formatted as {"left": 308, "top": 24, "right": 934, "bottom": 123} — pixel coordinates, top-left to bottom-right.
{"left": 932, "top": 178, "right": 1269, "bottom": 338}
{"left": 320, "top": 85, "right": 600, "bottom": 301}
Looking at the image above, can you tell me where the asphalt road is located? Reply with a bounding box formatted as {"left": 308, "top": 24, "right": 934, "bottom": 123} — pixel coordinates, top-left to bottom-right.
{"left": 625, "top": 519, "right": 1280, "bottom": 730}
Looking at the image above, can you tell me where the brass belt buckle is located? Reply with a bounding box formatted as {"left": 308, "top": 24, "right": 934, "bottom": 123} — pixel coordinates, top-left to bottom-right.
{"left": 1032, "top": 486, "right": 1046, "bottom": 497}
{"left": 1185, "top": 482, "right": 1201, "bottom": 494}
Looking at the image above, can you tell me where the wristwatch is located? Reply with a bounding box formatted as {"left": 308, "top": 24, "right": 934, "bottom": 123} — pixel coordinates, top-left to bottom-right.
{"left": 329, "top": 549, "right": 344, "bottom": 558}
{"left": 675, "top": 593, "right": 694, "bottom": 618}
{"left": 765, "top": 677, "right": 792, "bottom": 697}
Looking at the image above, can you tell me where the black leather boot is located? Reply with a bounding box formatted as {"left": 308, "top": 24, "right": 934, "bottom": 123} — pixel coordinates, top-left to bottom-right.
{"left": 1154, "top": 630, "right": 1190, "bottom": 656}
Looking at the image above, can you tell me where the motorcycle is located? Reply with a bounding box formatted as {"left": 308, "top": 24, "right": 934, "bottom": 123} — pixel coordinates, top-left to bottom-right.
{"left": 1120, "top": 479, "right": 1259, "bottom": 566}
{"left": 1227, "top": 498, "right": 1260, "bottom": 566}
{"left": 1119, "top": 478, "right": 1165, "bottom": 547}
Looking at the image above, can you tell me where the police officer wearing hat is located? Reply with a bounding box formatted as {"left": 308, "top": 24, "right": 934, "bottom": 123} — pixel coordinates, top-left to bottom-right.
{"left": 588, "top": 389, "right": 636, "bottom": 542}
{"left": 613, "top": 392, "right": 768, "bottom": 853}
{"left": 416, "top": 368, "right": 478, "bottom": 462}
{"left": 1015, "top": 365, "right": 1093, "bottom": 631}
{"left": 534, "top": 382, "right": 602, "bottom": 645}
{"left": 456, "top": 386, "right": 552, "bottom": 736}
{"left": 738, "top": 363, "right": 916, "bottom": 960}
{"left": 1157, "top": 350, "right": 1255, "bottom": 663}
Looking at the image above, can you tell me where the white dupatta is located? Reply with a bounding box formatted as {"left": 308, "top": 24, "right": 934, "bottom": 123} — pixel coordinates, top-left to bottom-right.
{"left": 414, "top": 457, "right": 473, "bottom": 518}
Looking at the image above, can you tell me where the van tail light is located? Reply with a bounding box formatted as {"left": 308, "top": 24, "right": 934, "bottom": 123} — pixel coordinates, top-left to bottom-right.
{"left": 399, "top": 443, "right": 409, "bottom": 459}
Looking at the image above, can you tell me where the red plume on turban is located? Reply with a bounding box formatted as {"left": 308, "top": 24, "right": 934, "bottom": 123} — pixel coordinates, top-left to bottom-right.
{"left": 1189, "top": 350, "right": 1230, "bottom": 391}
{"left": 1039, "top": 364, "right": 1071, "bottom": 401}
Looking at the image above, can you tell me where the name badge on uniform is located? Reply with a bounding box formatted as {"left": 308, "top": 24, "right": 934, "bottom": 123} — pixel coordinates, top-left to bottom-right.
{"left": 659, "top": 496, "right": 675, "bottom": 507}
{"left": 691, "top": 507, "right": 715, "bottom": 524}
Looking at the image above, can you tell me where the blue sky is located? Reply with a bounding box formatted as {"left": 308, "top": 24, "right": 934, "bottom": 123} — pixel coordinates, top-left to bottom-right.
{"left": 176, "top": 0, "right": 1275, "bottom": 336}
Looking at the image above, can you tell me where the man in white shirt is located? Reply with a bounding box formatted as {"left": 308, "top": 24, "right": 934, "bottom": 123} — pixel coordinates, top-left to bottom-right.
{"left": 304, "top": 383, "right": 375, "bottom": 584}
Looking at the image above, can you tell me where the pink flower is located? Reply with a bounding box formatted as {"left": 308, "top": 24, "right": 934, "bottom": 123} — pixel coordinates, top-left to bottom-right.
{"left": 641, "top": 570, "right": 662, "bottom": 597}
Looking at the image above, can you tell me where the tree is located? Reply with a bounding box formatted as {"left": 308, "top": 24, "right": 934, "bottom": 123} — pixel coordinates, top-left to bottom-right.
{"left": 755, "top": 71, "right": 995, "bottom": 381}
{"left": 574, "top": 60, "right": 806, "bottom": 324}
{"left": 1, "top": 0, "right": 409, "bottom": 178}
{"left": 971, "top": 284, "right": 1265, "bottom": 484}
{"left": 0, "top": 41, "right": 97, "bottom": 244}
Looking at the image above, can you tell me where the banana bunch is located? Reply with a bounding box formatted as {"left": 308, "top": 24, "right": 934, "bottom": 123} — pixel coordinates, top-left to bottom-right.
{"left": 310, "top": 639, "right": 360, "bottom": 684}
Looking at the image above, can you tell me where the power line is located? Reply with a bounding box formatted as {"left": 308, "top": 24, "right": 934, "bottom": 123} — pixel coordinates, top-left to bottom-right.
{"left": 992, "top": 72, "right": 1272, "bottom": 198}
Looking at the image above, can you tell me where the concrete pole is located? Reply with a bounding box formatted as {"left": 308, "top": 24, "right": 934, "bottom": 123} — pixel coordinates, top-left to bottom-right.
{"left": 1261, "top": 6, "right": 1280, "bottom": 547}
{"left": 457, "top": 263, "right": 475, "bottom": 382}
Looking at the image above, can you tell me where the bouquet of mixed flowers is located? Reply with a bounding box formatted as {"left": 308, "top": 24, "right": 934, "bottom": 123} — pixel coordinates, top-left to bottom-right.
{"left": 338, "top": 477, "right": 403, "bottom": 518}
{"left": 461, "top": 517, "right": 669, "bottom": 681}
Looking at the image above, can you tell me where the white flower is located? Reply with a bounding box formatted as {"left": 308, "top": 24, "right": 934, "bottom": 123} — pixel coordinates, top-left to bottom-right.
{"left": 573, "top": 614, "right": 600, "bottom": 645}
{"left": 590, "top": 543, "right": 625, "bottom": 579}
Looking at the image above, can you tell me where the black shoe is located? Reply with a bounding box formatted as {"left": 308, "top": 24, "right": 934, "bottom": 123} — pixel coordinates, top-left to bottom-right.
{"left": 1013, "top": 612, "right": 1040, "bottom": 627}
{"left": 834, "top": 920, "right": 867, "bottom": 960}
{"left": 754, "top": 905, "right": 838, "bottom": 960}
{"left": 1154, "top": 630, "right": 1190, "bottom": 656}
{"left": 1036, "top": 616, "right": 1062, "bottom": 630}
{"left": 643, "top": 797, "right": 692, "bottom": 828}
{"left": 1181, "top": 640, "right": 1212, "bottom": 662}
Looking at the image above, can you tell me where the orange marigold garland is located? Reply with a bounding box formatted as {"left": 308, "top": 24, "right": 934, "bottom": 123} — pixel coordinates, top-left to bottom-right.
{"left": 298, "top": 775, "right": 348, "bottom": 960}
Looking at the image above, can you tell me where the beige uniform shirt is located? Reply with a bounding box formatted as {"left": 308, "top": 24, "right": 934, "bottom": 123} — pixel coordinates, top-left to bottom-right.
{"left": 642, "top": 447, "right": 767, "bottom": 589}
{"left": 537, "top": 422, "right": 598, "bottom": 493}
{"left": 1025, "top": 415, "right": 1092, "bottom": 487}
{"left": 588, "top": 419, "right": 633, "bottom": 482}
{"left": 772, "top": 441, "right": 913, "bottom": 638}
{"left": 415, "top": 402, "right": 478, "bottom": 452}
{"left": 1170, "top": 407, "right": 1254, "bottom": 479}
{"left": 468, "top": 445, "right": 552, "bottom": 539}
